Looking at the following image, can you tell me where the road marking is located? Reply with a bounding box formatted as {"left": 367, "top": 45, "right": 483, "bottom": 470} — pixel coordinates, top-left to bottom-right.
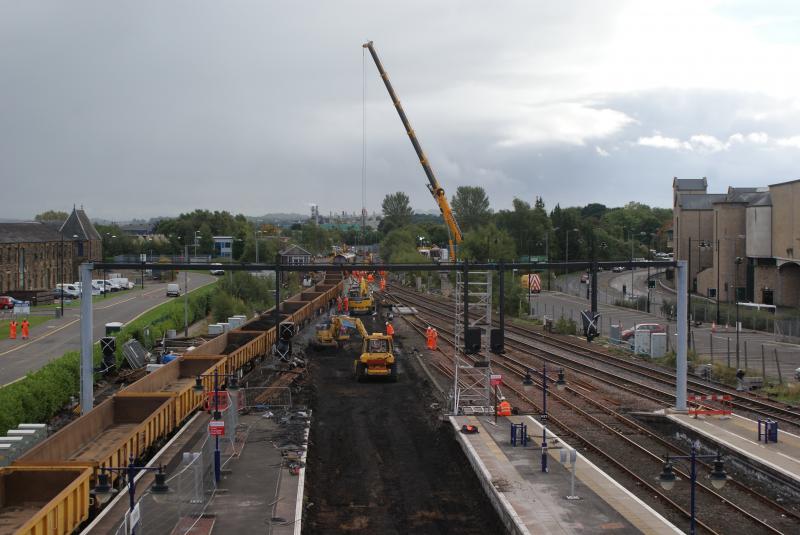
{"left": 0, "top": 319, "right": 80, "bottom": 357}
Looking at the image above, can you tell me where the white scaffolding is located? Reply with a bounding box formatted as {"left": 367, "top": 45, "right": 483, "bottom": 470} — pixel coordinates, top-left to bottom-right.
{"left": 453, "top": 270, "right": 494, "bottom": 414}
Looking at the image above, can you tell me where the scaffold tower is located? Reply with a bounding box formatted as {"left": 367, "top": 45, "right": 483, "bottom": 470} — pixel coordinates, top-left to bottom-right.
{"left": 453, "top": 270, "right": 494, "bottom": 414}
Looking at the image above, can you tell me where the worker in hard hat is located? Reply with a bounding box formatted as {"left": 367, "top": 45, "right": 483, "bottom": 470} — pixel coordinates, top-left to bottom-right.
{"left": 431, "top": 328, "right": 438, "bottom": 351}
{"left": 425, "top": 326, "right": 433, "bottom": 349}
{"left": 385, "top": 321, "right": 395, "bottom": 338}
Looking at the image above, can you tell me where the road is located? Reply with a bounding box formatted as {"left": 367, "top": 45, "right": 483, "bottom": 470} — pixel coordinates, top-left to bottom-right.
{"left": 534, "top": 270, "right": 800, "bottom": 380}
{"left": 0, "top": 272, "right": 216, "bottom": 386}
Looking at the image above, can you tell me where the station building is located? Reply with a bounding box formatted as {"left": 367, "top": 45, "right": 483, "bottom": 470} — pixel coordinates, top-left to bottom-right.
{"left": 672, "top": 177, "right": 800, "bottom": 307}
{"left": 0, "top": 208, "right": 102, "bottom": 293}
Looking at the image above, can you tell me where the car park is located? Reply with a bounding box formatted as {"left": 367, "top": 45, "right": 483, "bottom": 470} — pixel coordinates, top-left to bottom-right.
{"left": 621, "top": 322, "right": 665, "bottom": 341}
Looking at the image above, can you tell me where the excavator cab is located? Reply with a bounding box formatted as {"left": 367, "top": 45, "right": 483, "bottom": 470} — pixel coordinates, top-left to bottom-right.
{"left": 312, "top": 318, "right": 350, "bottom": 350}
{"left": 354, "top": 333, "right": 396, "bottom": 382}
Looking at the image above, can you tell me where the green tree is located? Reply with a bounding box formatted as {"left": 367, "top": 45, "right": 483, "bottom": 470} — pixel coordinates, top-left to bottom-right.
{"left": 381, "top": 192, "right": 414, "bottom": 227}
{"left": 451, "top": 186, "right": 491, "bottom": 231}
{"left": 460, "top": 224, "right": 516, "bottom": 262}
{"left": 35, "top": 210, "right": 68, "bottom": 222}
{"left": 299, "top": 223, "right": 331, "bottom": 255}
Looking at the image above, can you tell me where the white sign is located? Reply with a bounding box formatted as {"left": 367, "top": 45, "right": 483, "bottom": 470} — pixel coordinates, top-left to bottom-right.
{"left": 13, "top": 304, "right": 30, "bottom": 316}
{"left": 127, "top": 502, "right": 141, "bottom": 534}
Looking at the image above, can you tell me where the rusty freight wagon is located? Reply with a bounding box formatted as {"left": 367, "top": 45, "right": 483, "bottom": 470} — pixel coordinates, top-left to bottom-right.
{"left": 0, "top": 466, "right": 91, "bottom": 535}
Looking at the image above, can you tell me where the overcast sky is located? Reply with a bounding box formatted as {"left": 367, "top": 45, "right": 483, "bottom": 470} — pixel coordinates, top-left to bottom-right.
{"left": 2, "top": 1, "right": 800, "bottom": 221}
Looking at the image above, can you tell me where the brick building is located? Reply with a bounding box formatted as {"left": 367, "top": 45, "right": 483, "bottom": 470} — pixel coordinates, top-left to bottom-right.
{"left": 0, "top": 208, "right": 102, "bottom": 293}
{"left": 673, "top": 178, "right": 800, "bottom": 307}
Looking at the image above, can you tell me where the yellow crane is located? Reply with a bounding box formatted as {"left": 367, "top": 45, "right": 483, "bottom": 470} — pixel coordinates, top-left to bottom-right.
{"left": 363, "top": 40, "right": 463, "bottom": 261}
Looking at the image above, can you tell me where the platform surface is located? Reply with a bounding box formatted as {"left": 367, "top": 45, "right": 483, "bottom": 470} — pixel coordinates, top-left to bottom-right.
{"left": 451, "top": 414, "right": 681, "bottom": 535}
{"left": 667, "top": 412, "right": 800, "bottom": 483}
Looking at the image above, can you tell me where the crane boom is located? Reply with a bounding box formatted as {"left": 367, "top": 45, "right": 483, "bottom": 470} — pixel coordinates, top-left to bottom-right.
{"left": 363, "top": 41, "right": 463, "bottom": 260}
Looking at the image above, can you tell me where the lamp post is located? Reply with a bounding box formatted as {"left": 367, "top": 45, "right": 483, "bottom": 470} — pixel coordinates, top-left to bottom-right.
{"left": 193, "top": 371, "right": 240, "bottom": 483}
{"left": 658, "top": 443, "right": 727, "bottom": 535}
{"left": 716, "top": 239, "right": 721, "bottom": 325}
{"left": 93, "top": 455, "right": 169, "bottom": 535}
{"left": 564, "top": 228, "right": 578, "bottom": 276}
{"left": 734, "top": 256, "right": 743, "bottom": 368}
{"left": 547, "top": 228, "right": 557, "bottom": 291}
{"left": 539, "top": 362, "right": 566, "bottom": 473}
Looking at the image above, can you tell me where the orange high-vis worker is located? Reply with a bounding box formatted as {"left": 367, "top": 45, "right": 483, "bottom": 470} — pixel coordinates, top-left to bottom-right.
{"left": 425, "top": 326, "right": 433, "bottom": 349}
{"left": 431, "top": 328, "right": 438, "bottom": 350}
{"left": 386, "top": 322, "right": 395, "bottom": 338}
{"left": 21, "top": 319, "right": 29, "bottom": 340}
{"left": 497, "top": 399, "right": 512, "bottom": 416}
{"left": 336, "top": 296, "right": 342, "bottom": 313}
{"left": 9, "top": 320, "right": 17, "bottom": 340}
{"left": 380, "top": 278, "right": 386, "bottom": 290}
{"left": 367, "top": 273, "right": 374, "bottom": 282}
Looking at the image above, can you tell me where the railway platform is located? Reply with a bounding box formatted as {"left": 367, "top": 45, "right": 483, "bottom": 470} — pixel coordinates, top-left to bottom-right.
{"left": 83, "top": 409, "right": 308, "bottom": 535}
{"left": 666, "top": 412, "right": 800, "bottom": 486}
{"left": 451, "top": 414, "right": 681, "bottom": 535}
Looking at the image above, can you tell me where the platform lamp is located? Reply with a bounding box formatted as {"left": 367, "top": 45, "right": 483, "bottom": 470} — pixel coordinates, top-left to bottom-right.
{"left": 658, "top": 442, "right": 727, "bottom": 535}
{"left": 540, "top": 363, "right": 566, "bottom": 473}
{"left": 193, "top": 371, "right": 240, "bottom": 483}
{"left": 94, "top": 455, "right": 169, "bottom": 535}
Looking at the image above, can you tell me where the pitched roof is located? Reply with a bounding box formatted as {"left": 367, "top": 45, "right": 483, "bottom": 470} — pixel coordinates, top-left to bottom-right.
{"left": 59, "top": 208, "right": 101, "bottom": 241}
{"left": 0, "top": 222, "right": 63, "bottom": 244}
{"left": 673, "top": 177, "right": 707, "bottom": 191}
{"left": 279, "top": 244, "right": 312, "bottom": 256}
{"left": 713, "top": 188, "right": 771, "bottom": 206}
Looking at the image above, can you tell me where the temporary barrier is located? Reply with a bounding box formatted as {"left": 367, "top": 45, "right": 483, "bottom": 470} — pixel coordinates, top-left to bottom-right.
{"left": 687, "top": 394, "right": 732, "bottom": 417}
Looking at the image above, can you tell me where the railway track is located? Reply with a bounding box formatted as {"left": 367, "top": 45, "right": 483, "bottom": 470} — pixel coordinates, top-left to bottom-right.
{"left": 386, "top": 284, "right": 800, "bottom": 429}
{"left": 387, "top": 287, "right": 800, "bottom": 535}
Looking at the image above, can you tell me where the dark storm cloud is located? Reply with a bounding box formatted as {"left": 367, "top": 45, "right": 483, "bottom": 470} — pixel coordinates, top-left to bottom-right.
{"left": 1, "top": 1, "right": 798, "bottom": 220}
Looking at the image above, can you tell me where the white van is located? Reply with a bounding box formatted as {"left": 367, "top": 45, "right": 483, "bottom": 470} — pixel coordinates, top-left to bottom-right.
{"left": 55, "top": 283, "right": 80, "bottom": 298}
{"left": 166, "top": 284, "right": 181, "bottom": 297}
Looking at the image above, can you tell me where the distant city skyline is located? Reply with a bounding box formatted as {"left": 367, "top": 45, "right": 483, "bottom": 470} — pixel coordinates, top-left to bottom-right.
{"left": 3, "top": 1, "right": 799, "bottom": 220}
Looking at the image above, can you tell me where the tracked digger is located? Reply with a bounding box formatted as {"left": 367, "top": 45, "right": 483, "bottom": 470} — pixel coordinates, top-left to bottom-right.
{"left": 313, "top": 315, "right": 396, "bottom": 381}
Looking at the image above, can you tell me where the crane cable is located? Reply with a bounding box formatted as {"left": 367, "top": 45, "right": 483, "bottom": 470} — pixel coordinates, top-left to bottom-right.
{"left": 361, "top": 46, "right": 367, "bottom": 237}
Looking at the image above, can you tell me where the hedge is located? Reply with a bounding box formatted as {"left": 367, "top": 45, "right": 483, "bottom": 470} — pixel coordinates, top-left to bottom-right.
{"left": 0, "top": 281, "right": 217, "bottom": 435}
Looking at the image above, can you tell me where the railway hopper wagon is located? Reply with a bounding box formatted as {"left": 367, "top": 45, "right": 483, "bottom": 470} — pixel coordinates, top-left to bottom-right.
{"left": 190, "top": 332, "right": 266, "bottom": 375}
{"left": 0, "top": 466, "right": 91, "bottom": 535}
{"left": 15, "top": 395, "right": 174, "bottom": 485}
{"left": 118, "top": 355, "right": 227, "bottom": 424}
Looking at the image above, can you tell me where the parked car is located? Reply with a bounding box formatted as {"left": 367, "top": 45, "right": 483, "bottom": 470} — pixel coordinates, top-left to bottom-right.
{"left": 210, "top": 263, "right": 225, "bottom": 276}
{"left": 0, "top": 296, "right": 14, "bottom": 310}
{"left": 55, "top": 283, "right": 81, "bottom": 298}
{"left": 612, "top": 266, "right": 625, "bottom": 273}
{"left": 91, "top": 280, "right": 107, "bottom": 294}
{"left": 166, "top": 283, "right": 181, "bottom": 297}
{"left": 580, "top": 273, "right": 589, "bottom": 283}
{"left": 621, "top": 323, "right": 665, "bottom": 341}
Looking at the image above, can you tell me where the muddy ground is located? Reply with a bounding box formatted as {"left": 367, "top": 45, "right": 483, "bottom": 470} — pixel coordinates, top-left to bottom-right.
{"left": 302, "top": 314, "right": 505, "bottom": 534}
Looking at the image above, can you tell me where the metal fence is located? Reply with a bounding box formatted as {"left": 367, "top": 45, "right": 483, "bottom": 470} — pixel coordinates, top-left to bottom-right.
{"left": 111, "top": 397, "right": 244, "bottom": 535}
{"left": 239, "top": 386, "right": 293, "bottom": 411}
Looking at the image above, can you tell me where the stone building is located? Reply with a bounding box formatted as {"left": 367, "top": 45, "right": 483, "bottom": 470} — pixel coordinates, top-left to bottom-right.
{"left": 673, "top": 178, "right": 800, "bottom": 307}
{"left": 0, "top": 208, "right": 102, "bottom": 293}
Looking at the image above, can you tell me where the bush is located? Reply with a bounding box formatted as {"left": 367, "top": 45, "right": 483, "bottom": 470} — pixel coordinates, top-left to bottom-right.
{"left": 0, "top": 351, "right": 81, "bottom": 434}
{"left": 554, "top": 317, "right": 577, "bottom": 335}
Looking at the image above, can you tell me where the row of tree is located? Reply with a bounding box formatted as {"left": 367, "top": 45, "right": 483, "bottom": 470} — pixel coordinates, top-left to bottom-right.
{"left": 379, "top": 186, "right": 672, "bottom": 263}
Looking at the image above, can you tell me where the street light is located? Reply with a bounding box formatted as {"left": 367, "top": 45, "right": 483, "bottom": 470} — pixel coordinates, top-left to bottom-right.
{"left": 540, "top": 363, "right": 566, "bottom": 473}
{"left": 657, "top": 443, "right": 727, "bottom": 535}
{"left": 93, "top": 455, "right": 169, "bottom": 535}
{"left": 564, "top": 228, "right": 578, "bottom": 276}
{"left": 193, "top": 371, "right": 240, "bottom": 483}
{"left": 734, "top": 256, "right": 743, "bottom": 368}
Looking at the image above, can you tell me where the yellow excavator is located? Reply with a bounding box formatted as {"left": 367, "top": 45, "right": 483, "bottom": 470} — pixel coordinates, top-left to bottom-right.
{"left": 363, "top": 41, "right": 463, "bottom": 261}
{"left": 348, "top": 276, "right": 375, "bottom": 315}
{"left": 312, "top": 315, "right": 396, "bottom": 381}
